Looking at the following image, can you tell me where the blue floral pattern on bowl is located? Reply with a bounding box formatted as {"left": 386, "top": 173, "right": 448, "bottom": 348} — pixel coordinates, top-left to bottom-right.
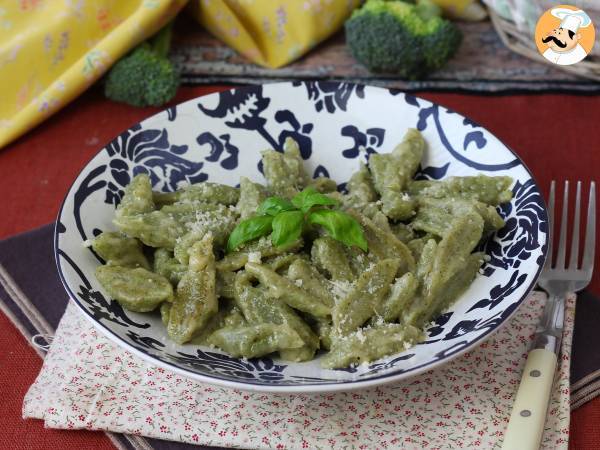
{"left": 55, "top": 82, "right": 547, "bottom": 393}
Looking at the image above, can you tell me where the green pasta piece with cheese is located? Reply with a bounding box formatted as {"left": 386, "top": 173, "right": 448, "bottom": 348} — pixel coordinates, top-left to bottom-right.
{"left": 216, "top": 237, "right": 303, "bottom": 272}
{"left": 314, "top": 317, "right": 334, "bottom": 350}
{"left": 308, "top": 176, "right": 338, "bottom": 194}
{"left": 345, "top": 245, "right": 377, "bottom": 275}
{"left": 118, "top": 201, "right": 237, "bottom": 251}
{"left": 311, "top": 236, "right": 355, "bottom": 282}
{"left": 322, "top": 323, "right": 422, "bottom": 369}
{"left": 113, "top": 210, "right": 187, "bottom": 249}
{"left": 265, "top": 253, "right": 305, "bottom": 273}
{"left": 233, "top": 272, "right": 319, "bottom": 361}
{"left": 95, "top": 265, "right": 173, "bottom": 312}
{"left": 286, "top": 259, "right": 334, "bottom": 308}
{"left": 406, "top": 234, "right": 439, "bottom": 261}
{"left": 390, "top": 222, "right": 415, "bottom": 243}
{"left": 425, "top": 211, "right": 483, "bottom": 298}
{"left": 333, "top": 258, "right": 400, "bottom": 336}
{"left": 348, "top": 210, "right": 415, "bottom": 273}
{"left": 90, "top": 231, "right": 150, "bottom": 269}
{"left": 415, "top": 239, "right": 438, "bottom": 284}
{"left": 167, "top": 235, "right": 218, "bottom": 344}
{"left": 427, "top": 252, "right": 485, "bottom": 320}
{"left": 345, "top": 163, "right": 378, "bottom": 207}
{"left": 153, "top": 248, "right": 186, "bottom": 285}
{"left": 173, "top": 205, "right": 238, "bottom": 264}
{"left": 160, "top": 302, "right": 171, "bottom": 326}
{"left": 245, "top": 262, "right": 331, "bottom": 318}
{"left": 261, "top": 137, "right": 308, "bottom": 198}
{"left": 375, "top": 272, "right": 418, "bottom": 322}
{"left": 412, "top": 197, "right": 505, "bottom": 239}
{"left": 115, "top": 173, "right": 155, "bottom": 218}
{"left": 190, "top": 302, "right": 246, "bottom": 345}
{"left": 216, "top": 270, "right": 236, "bottom": 299}
{"left": 237, "top": 177, "right": 267, "bottom": 219}
{"left": 371, "top": 210, "right": 392, "bottom": 233}
{"left": 153, "top": 182, "right": 239, "bottom": 207}
{"left": 407, "top": 175, "right": 513, "bottom": 206}
{"left": 208, "top": 323, "right": 304, "bottom": 358}
{"left": 403, "top": 212, "right": 484, "bottom": 327}
{"left": 368, "top": 128, "right": 424, "bottom": 220}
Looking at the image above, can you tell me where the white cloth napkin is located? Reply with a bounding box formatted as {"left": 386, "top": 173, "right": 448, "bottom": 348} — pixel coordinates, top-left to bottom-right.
{"left": 23, "top": 292, "right": 574, "bottom": 450}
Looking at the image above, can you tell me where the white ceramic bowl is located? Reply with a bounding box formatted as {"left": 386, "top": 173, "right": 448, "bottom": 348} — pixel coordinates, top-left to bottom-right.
{"left": 55, "top": 82, "right": 548, "bottom": 392}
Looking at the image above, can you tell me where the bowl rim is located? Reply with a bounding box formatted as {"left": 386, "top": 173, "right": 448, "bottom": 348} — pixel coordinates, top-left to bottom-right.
{"left": 54, "top": 81, "right": 548, "bottom": 393}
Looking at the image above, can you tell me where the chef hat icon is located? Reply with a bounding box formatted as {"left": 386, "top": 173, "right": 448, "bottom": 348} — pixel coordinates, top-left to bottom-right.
{"left": 551, "top": 8, "right": 592, "bottom": 33}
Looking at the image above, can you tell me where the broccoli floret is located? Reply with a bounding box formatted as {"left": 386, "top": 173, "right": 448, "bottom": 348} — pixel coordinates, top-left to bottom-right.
{"left": 105, "top": 23, "right": 179, "bottom": 107}
{"left": 345, "top": 0, "right": 462, "bottom": 79}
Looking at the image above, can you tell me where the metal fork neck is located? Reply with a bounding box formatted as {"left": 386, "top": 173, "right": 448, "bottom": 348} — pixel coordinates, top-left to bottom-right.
{"left": 532, "top": 294, "right": 565, "bottom": 355}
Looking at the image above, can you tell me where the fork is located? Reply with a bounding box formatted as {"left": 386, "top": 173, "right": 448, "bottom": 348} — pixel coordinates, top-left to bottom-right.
{"left": 502, "top": 181, "right": 596, "bottom": 450}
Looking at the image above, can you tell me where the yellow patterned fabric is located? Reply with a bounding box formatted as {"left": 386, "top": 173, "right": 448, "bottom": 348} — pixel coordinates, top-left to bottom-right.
{"left": 0, "top": 0, "right": 187, "bottom": 149}
{"left": 190, "top": 0, "right": 361, "bottom": 69}
{"left": 0, "top": 0, "right": 472, "bottom": 149}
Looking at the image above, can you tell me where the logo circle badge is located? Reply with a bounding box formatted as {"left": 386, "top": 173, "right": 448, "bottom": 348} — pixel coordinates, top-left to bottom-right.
{"left": 534, "top": 4, "right": 595, "bottom": 66}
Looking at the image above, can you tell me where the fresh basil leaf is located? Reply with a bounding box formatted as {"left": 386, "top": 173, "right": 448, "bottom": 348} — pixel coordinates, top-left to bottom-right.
{"left": 226, "top": 215, "right": 273, "bottom": 252}
{"left": 308, "top": 209, "right": 367, "bottom": 251}
{"left": 256, "top": 197, "right": 296, "bottom": 216}
{"left": 292, "top": 187, "right": 338, "bottom": 213}
{"left": 271, "top": 211, "right": 305, "bottom": 248}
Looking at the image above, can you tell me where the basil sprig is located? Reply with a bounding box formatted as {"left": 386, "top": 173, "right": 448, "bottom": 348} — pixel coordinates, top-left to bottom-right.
{"left": 226, "top": 187, "right": 367, "bottom": 252}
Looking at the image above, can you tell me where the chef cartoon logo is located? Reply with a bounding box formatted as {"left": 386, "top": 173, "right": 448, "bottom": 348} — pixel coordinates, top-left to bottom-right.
{"left": 535, "top": 5, "right": 595, "bottom": 66}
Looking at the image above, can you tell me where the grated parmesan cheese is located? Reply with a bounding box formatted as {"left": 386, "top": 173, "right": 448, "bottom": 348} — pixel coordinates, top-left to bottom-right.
{"left": 247, "top": 251, "right": 262, "bottom": 263}
{"left": 329, "top": 280, "right": 353, "bottom": 302}
{"left": 187, "top": 205, "right": 232, "bottom": 233}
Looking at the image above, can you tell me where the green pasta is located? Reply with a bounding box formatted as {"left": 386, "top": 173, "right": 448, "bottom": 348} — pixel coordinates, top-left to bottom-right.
{"left": 167, "top": 235, "right": 218, "bottom": 344}
{"left": 322, "top": 323, "right": 422, "bottom": 369}
{"left": 95, "top": 265, "right": 172, "bottom": 312}
{"left": 90, "top": 231, "right": 150, "bottom": 269}
{"left": 286, "top": 259, "right": 334, "bottom": 308}
{"left": 245, "top": 262, "right": 331, "bottom": 318}
{"left": 233, "top": 272, "right": 319, "bottom": 361}
{"left": 333, "top": 258, "right": 400, "bottom": 336}
{"left": 115, "top": 173, "right": 155, "bottom": 218}
{"left": 311, "top": 236, "right": 355, "bottom": 282}
{"left": 207, "top": 324, "right": 304, "bottom": 358}
{"left": 92, "top": 131, "right": 513, "bottom": 368}
{"left": 153, "top": 182, "right": 239, "bottom": 207}
{"left": 408, "top": 175, "right": 513, "bottom": 205}
{"left": 308, "top": 176, "right": 338, "bottom": 194}
{"left": 153, "top": 248, "right": 186, "bottom": 285}
{"left": 368, "top": 128, "right": 424, "bottom": 220}
{"left": 237, "top": 177, "right": 267, "bottom": 219}
{"left": 261, "top": 136, "right": 308, "bottom": 198}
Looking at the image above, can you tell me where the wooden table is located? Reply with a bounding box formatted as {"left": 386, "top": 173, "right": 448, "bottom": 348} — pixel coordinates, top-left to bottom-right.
{"left": 171, "top": 17, "right": 600, "bottom": 92}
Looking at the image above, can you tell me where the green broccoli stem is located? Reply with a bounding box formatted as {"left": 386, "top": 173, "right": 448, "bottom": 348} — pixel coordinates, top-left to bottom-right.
{"left": 151, "top": 21, "right": 174, "bottom": 58}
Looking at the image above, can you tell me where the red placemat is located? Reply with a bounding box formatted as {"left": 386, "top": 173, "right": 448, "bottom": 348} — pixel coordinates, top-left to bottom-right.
{"left": 1, "top": 85, "right": 599, "bottom": 450}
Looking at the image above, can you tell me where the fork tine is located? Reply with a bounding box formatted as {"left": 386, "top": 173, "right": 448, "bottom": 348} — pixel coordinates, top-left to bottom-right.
{"left": 569, "top": 181, "right": 582, "bottom": 269}
{"left": 555, "top": 181, "right": 569, "bottom": 269}
{"left": 582, "top": 182, "right": 596, "bottom": 272}
{"left": 544, "top": 181, "right": 556, "bottom": 270}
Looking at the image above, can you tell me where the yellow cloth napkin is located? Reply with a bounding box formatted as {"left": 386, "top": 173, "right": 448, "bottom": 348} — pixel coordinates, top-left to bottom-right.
{"left": 0, "top": 0, "right": 187, "bottom": 150}
{"left": 190, "top": 0, "right": 361, "bottom": 69}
